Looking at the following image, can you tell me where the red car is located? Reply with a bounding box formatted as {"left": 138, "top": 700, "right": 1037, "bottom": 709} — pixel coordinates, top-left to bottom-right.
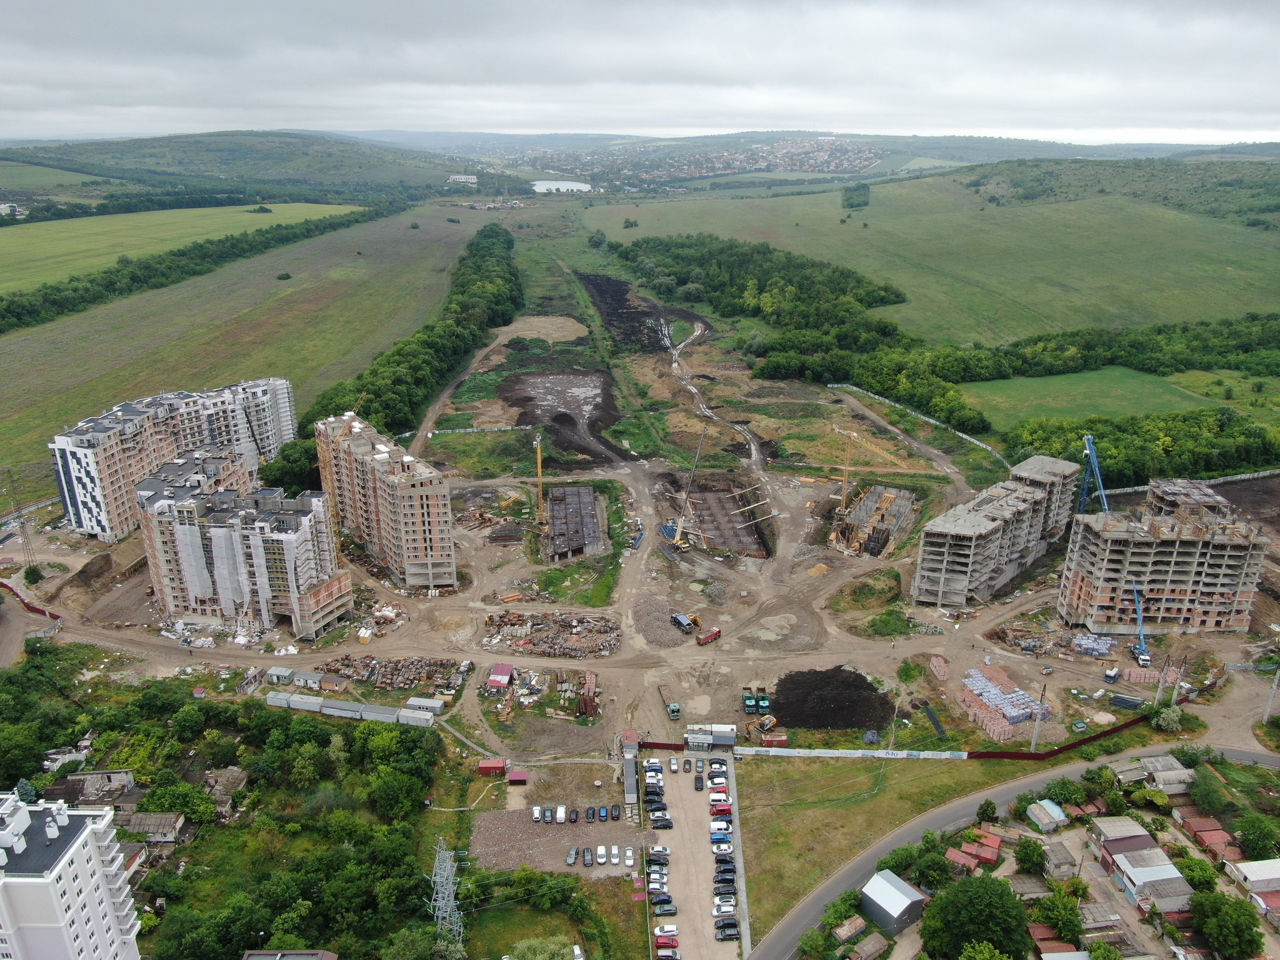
{"left": 710, "top": 802, "right": 733, "bottom": 816}
{"left": 656, "top": 936, "right": 678, "bottom": 948}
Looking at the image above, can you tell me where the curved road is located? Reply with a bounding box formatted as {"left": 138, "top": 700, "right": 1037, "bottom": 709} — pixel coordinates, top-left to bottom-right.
{"left": 749, "top": 744, "right": 1280, "bottom": 960}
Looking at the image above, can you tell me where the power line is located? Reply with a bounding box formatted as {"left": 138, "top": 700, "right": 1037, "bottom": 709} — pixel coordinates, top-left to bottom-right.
{"left": 428, "top": 836, "right": 466, "bottom": 944}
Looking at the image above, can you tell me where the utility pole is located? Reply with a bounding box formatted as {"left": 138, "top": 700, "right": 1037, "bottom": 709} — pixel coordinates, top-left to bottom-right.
{"left": 1154, "top": 655, "right": 1171, "bottom": 709}
{"left": 1030, "top": 682, "right": 1047, "bottom": 753}
{"left": 1265, "top": 662, "right": 1280, "bottom": 724}
{"left": 428, "top": 837, "right": 465, "bottom": 944}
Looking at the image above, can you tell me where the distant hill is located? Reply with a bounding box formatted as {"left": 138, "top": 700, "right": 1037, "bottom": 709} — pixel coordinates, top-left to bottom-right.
{"left": 344, "top": 130, "right": 645, "bottom": 156}
{"left": 955, "top": 156, "right": 1280, "bottom": 227}
{"left": 0, "top": 130, "right": 474, "bottom": 193}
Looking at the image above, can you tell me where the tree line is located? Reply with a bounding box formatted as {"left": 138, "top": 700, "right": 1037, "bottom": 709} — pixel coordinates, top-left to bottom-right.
{"left": 0, "top": 191, "right": 266, "bottom": 227}
{"left": 0, "top": 204, "right": 401, "bottom": 335}
{"left": 261, "top": 223, "right": 524, "bottom": 493}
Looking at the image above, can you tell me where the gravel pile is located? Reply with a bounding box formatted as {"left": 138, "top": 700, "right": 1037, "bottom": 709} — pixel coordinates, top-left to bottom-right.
{"left": 633, "top": 599, "right": 689, "bottom": 648}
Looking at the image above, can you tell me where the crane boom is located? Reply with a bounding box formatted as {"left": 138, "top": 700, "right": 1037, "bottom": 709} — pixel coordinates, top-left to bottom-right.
{"left": 1077, "top": 433, "right": 1110, "bottom": 514}
{"left": 1130, "top": 581, "right": 1151, "bottom": 666}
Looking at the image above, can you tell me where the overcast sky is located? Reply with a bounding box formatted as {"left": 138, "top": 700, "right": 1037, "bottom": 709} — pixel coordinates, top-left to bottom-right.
{"left": 4, "top": 0, "right": 1276, "bottom": 144}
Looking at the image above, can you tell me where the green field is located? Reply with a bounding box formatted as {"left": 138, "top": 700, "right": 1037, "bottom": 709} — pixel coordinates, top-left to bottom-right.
{"left": 0, "top": 204, "right": 515, "bottom": 502}
{"left": 581, "top": 179, "right": 1280, "bottom": 345}
{"left": 0, "top": 203, "right": 359, "bottom": 293}
{"left": 0, "top": 160, "right": 119, "bottom": 192}
{"left": 961, "top": 366, "right": 1216, "bottom": 431}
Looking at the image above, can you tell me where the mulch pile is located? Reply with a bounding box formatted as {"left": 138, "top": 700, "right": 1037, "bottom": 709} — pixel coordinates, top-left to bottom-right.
{"left": 772, "top": 665, "right": 894, "bottom": 730}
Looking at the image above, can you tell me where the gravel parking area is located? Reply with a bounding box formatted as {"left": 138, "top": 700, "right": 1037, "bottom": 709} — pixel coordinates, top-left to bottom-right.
{"left": 470, "top": 808, "right": 655, "bottom": 875}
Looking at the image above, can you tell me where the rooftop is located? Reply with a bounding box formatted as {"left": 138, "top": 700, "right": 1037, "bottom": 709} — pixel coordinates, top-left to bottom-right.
{"left": 862, "top": 869, "right": 925, "bottom": 914}
{"left": 923, "top": 479, "right": 1046, "bottom": 537}
{"left": 0, "top": 794, "right": 99, "bottom": 877}
{"left": 1011, "top": 455, "right": 1081, "bottom": 483}
{"left": 1091, "top": 816, "right": 1153, "bottom": 842}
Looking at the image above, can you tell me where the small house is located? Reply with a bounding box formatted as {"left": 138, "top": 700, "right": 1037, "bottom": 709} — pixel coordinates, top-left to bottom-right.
{"left": 507, "top": 768, "right": 529, "bottom": 786}
{"left": 850, "top": 932, "right": 890, "bottom": 960}
{"left": 832, "top": 915, "right": 867, "bottom": 944}
{"left": 1044, "top": 841, "right": 1076, "bottom": 881}
{"left": 946, "top": 847, "right": 979, "bottom": 874}
{"left": 122, "top": 811, "right": 184, "bottom": 843}
{"left": 405, "top": 696, "right": 444, "bottom": 715}
{"left": 477, "top": 759, "right": 508, "bottom": 777}
{"left": 1088, "top": 816, "right": 1157, "bottom": 870}
{"left": 293, "top": 670, "right": 324, "bottom": 690}
{"left": 266, "top": 666, "right": 294, "bottom": 685}
{"left": 1225, "top": 858, "right": 1280, "bottom": 894}
{"left": 861, "top": 869, "right": 926, "bottom": 934}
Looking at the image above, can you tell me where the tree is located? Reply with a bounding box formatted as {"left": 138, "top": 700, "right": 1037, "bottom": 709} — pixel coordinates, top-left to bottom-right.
{"left": 170, "top": 703, "right": 205, "bottom": 743}
{"left": 1088, "top": 942, "right": 1124, "bottom": 960}
{"left": 383, "top": 925, "right": 450, "bottom": 960}
{"left": 1174, "top": 857, "right": 1219, "bottom": 892}
{"left": 798, "top": 927, "right": 829, "bottom": 959}
{"left": 23, "top": 564, "right": 43, "bottom": 586}
{"left": 368, "top": 766, "right": 422, "bottom": 822}
{"left": 1043, "top": 777, "right": 1087, "bottom": 807}
{"left": 821, "top": 888, "right": 861, "bottom": 931}
{"left": 1188, "top": 767, "right": 1232, "bottom": 817}
{"left": 959, "top": 942, "right": 1012, "bottom": 960}
{"left": 1191, "top": 891, "right": 1264, "bottom": 960}
{"left": 586, "top": 229, "right": 606, "bottom": 248}
{"left": 1031, "top": 887, "right": 1083, "bottom": 945}
{"left": 138, "top": 781, "right": 218, "bottom": 823}
{"left": 913, "top": 851, "right": 955, "bottom": 891}
{"left": 14, "top": 778, "right": 37, "bottom": 803}
{"left": 1234, "top": 812, "right": 1280, "bottom": 861}
{"left": 1151, "top": 706, "right": 1183, "bottom": 732}
{"left": 978, "top": 798, "right": 998, "bottom": 823}
{"left": 1014, "top": 837, "right": 1047, "bottom": 874}
{"left": 921, "top": 876, "right": 1033, "bottom": 960}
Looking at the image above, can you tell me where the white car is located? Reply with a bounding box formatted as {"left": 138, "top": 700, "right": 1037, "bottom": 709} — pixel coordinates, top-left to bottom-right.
{"left": 708, "top": 777, "right": 728, "bottom": 789}
{"left": 647, "top": 865, "right": 668, "bottom": 876}
{"left": 715, "top": 895, "right": 737, "bottom": 908}
{"left": 650, "top": 810, "right": 672, "bottom": 821}
{"left": 712, "top": 904, "right": 737, "bottom": 918}
{"left": 654, "top": 925, "right": 679, "bottom": 937}
{"left": 647, "top": 881, "right": 669, "bottom": 894}
{"left": 624, "top": 846, "right": 635, "bottom": 867}
{"left": 670, "top": 756, "right": 679, "bottom": 772}
{"left": 709, "top": 821, "right": 733, "bottom": 833}
{"left": 708, "top": 792, "right": 730, "bottom": 804}
{"left": 610, "top": 845, "right": 620, "bottom": 865}
{"left": 649, "top": 846, "right": 671, "bottom": 856}
{"left": 596, "top": 845, "right": 607, "bottom": 864}
{"left": 712, "top": 842, "right": 734, "bottom": 855}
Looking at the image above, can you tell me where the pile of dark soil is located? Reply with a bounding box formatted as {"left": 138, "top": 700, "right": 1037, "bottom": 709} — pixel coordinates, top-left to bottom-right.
{"left": 772, "top": 666, "right": 894, "bottom": 730}
{"left": 576, "top": 273, "right": 708, "bottom": 352}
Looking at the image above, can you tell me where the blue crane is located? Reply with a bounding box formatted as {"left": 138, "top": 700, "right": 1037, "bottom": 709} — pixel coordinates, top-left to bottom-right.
{"left": 1076, "top": 433, "right": 1110, "bottom": 514}
{"left": 1130, "top": 581, "right": 1152, "bottom": 667}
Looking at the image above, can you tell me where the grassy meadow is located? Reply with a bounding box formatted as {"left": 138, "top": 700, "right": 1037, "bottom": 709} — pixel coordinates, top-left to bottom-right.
{"left": 582, "top": 179, "right": 1280, "bottom": 345}
{"left": 961, "top": 366, "right": 1216, "bottom": 432}
{"left": 0, "top": 205, "right": 499, "bottom": 501}
{"left": 0, "top": 160, "right": 122, "bottom": 193}
{"left": 0, "top": 203, "right": 359, "bottom": 292}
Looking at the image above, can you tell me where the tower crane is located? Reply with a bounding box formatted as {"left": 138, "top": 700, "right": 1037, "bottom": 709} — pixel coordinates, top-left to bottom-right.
{"left": 1076, "top": 433, "right": 1110, "bottom": 514}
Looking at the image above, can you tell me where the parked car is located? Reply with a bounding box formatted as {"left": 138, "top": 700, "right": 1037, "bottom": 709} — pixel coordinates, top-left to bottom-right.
{"left": 645, "top": 802, "right": 668, "bottom": 813}
{"left": 585, "top": 806, "right": 596, "bottom": 823}
{"left": 653, "top": 904, "right": 678, "bottom": 917}
{"left": 610, "top": 845, "right": 620, "bottom": 865}
{"left": 715, "top": 927, "right": 741, "bottom": 941}
{"left": 648, "top": 854, "right": 669, "bottom": 866}
{"left": 656, "top": 935, "right": 678, "bottom": 948}
{"left": 611, "top": 804, "right": 621, "bottom": 821}
{"left": 624, "top": 846, "right": 635, "bottom": 867}
{"left": 715, "top": 895, "right": 737, "bottom": 908}
{"left": 596, "top": 845, "right": 607, "bottom": 864}
{"left": 711, "top": 904, "right": 736, "bottom": 918}
{"left": 710, "top": 832, "right": 731, "bottom": 844}
{"left": 708, "top": 759, "right": 727, "bottom": 772}
{"left": 569, "top": 808, "right": 579, "bottom": 823}
{"left": 670, "top": 756, "right": 679, "bottom": 773}
{"left": 708, "top": 792, "right": 730, "bottom": 804}
{"left": 650, "top": 810, "right": 672, "bottom": 821}
{"left": 647, "top": 865, "right": 669, "bottom": 876}
{"left": 652, "top": 819, "right": 674, "bottom": 830}
{"left": 598, "top": 806, "right": 608, "bottom": 821}
{"left": 583, "top": 847, "right": 593, "bottom": 867}
{"left": 710, "top": 802, "right": 732, "bottom": 816}
{"left": 695, "top": 758, "right": 705, "bottom": 773}
{"left": 711, "top": 842, "right": 733, "bottom": 854}
{"left": 649, "top": 846, "right": 671, "bottom": 856}
{"left": 713, "top": 883, "right": 737, "bottom": 896}
{"left": 683, "top": 758, "right": 692, "bottom": 772}
{"left": 693, "top": 775, "right": 704, "bottom": 791}
{"left": 531, "top": 805, "right": 542, "bottom": 822}
{"left": 713, "top": 872, "right": 737, "bottom": 885}
{"left": 566, "top": 846, "right": 579, "bottom": 866}
{"left": 709, "top": 821, "right": 732, "bottom": 833}
{"left": 647, "top": 881, "right": 669, "bottom": 894}
{"left": 714, "top": 917, "right": 739, "bottom": 931}
{"left": 650, "top": 893, "right": 672, "bottom": 905}
{"left": 555, "top": 805, "right": 567, "bottom": 824}
{"left": 654, "top": 925, "right": 679, "bottom": 938}
{"left": 714, "top": 853, "right": 734, "bottom": 865}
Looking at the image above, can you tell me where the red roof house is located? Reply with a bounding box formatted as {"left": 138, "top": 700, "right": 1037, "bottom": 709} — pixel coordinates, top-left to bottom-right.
{"left": 946, "top": 848, "right": 979, "bottom": 873}
{"left": 477, "top": 758, "right": 508, "bottom": 777}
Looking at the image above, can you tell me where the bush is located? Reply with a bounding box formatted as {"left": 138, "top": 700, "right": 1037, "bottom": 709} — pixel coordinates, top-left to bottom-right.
{"left": 23, "top": 565, "right": 43, "bottom": 586}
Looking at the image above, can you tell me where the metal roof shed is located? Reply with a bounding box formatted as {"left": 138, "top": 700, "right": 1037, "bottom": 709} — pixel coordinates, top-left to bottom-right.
{"left": 265, "top": 690, "right": 292, "bottom": 708}
{"left": 321, "top": 700, "right": 362, "bottom": 718}
{"left": 861, "top": 869, "right": 926, "bottom": 934}
{"left": 360, "top": 704, "right": 400, "bottom": 724}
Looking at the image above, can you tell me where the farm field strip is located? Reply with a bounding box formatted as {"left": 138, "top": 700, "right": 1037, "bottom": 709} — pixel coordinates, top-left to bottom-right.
{"left": 0, "top": 159, "right": 122, "bottom": 191}
{"left": 581, "top": 182, "right": 1280, "bottom": 346}
{"left": 0, "top": 202, "right": 359, "bottom": 292}
{"left": 961, "top": 366, "right": 1216, "bottom": 432}
{"left": 0, "top": 205, "right": 487, "bottom": 502}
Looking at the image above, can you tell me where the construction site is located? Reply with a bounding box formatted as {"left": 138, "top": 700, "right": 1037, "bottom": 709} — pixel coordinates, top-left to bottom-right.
{"left": 828, "top": 483, "right": 918, "bottom": 557}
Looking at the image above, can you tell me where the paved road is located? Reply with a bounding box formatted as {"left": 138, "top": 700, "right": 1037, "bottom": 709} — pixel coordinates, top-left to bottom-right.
{"left": 749, "top": 744, "right": 1280, "bottom": 960}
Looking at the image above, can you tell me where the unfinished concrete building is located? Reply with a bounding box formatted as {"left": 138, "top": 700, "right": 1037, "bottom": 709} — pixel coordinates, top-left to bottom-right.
{"left": 829, "top": 484, "right": 917, "bottom": 557}
{"left": 314, "top": 413, "right": 456, "bottom": 587}
{"left": 911, "top": 456, "right": 1080, "bottom": 606}
{"left": 1058, "top": 478, "right": 1268, "bottom": 635}
{"left": 546, "top": 486, "right": 607, "bottom": 563}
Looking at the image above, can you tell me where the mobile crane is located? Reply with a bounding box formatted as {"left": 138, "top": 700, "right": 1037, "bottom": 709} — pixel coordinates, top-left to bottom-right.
{"left": 1130, "top": 582, "right": 1152, "bottom": 668}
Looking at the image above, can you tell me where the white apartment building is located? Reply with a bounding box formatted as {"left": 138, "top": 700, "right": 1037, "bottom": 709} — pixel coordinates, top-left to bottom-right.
{"left": 315, "top": 413, "right": 456, "bottom": 588}
{"left": 50, "top": 379, "right": 295, "bottom": 542}
{"left": 138, "top": 481, "right": 353, "bottom": 641}
{"left": 0, "top": 793, "right": 141, "bottom": 960}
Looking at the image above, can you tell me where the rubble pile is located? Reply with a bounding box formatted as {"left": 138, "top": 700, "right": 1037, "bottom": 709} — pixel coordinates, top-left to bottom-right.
{"left": 772, "top": 666, "right": 894, "bottom": 730}
{"left": 482, "top": 611, "right": 621, "bottom": 659}
{"left": 318, "top": 654, "right": 470, "bottom": 690}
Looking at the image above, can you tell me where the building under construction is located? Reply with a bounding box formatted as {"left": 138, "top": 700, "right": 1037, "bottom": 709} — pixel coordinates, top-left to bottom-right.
{"left": 910, "top": 456, "right": 1081, "bottom": 606}
{"left": 546, "top": 486, "right": 608, "bottom": 563}
{"left": 829, "top": 484, "right": 917, "bottom": 557}
{"left": 1057, "top": 478, "right": 1269, "bottom": 635}
{"left": 671, "top": 475, "right": 772, "bottom": 558}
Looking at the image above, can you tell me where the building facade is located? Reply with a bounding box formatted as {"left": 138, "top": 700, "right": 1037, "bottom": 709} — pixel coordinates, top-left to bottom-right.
{"left": 50, "top": 379, "right": 295, "bottom": 542}
{"left": 911, "top": 456, "right": 1080, "bottom": 606}
{"left": 0, "top": 794, "right": 142, "bottom": 960}
{"left": 138, "top": 478, "right": 352, "bottom": 640}
{"left": 315, "top": 413, "right": 456, "bottom": 587}
{"left": 1058, "top": 479, "right": 1268, "bottom": 635}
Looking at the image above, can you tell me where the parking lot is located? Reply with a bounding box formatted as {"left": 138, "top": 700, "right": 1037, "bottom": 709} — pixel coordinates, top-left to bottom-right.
{"left": 642, "top": 751, "right": 745, "bottom": 959}
{"left": 469, "top": 807, "right": 656, "bottom": 875}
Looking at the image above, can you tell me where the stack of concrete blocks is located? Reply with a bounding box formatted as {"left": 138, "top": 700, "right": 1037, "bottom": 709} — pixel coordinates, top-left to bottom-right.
{"left": 1124, "top": 666, "right": 1180, "bottom": 684}
{"left": 1072, "top": 633, "right": 1117, "bottom": 657}
{"left": 929, "top": 656, "right": 949, "bottom": 681}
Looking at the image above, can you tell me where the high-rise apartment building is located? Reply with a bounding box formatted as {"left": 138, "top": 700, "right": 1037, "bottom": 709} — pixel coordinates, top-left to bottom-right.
{"left": 911, "top": 456, "right": 1080, "bottom": 606}
{"left": 1058, "top": 478, "right": 1268, "bottom": 635}
{"left": 50, "top": 379, "right": 295, "bottom": 543}
{"left": 315, "top": 413, "right": 456, "bottom": 587}
{"left": 0, "top": 793, "right": 142, "bottom": 960}
{"left": 137, "top": 473, "right": 352, "bottom": 640}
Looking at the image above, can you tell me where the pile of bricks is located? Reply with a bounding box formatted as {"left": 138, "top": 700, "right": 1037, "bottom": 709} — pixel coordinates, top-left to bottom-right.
{"left": 1124, "top": 666, "right": 1180, "bottom": 684}
{"left": 956, "top": 685, "right": 1016, "bottom": 742}
{"left": 930, "top": 656, "right": 949, "bottom": 680}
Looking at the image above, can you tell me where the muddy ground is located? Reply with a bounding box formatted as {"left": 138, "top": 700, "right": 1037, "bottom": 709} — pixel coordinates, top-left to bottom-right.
{"left": 499, "top": 370, "right": 625, "bottom": 464}
{"left": 577, "top": 273, "right": 707, "bottom": 352}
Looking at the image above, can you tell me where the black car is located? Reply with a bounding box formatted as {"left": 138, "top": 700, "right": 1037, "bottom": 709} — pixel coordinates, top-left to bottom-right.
{"left": 648, "top": 854, "right": 670, "bottom": 867}
{"left": 645, "top": 802, "right": 668, "bottom": 813}
{"left": 585, "top": 806, "right": 596, "bottom": 823}
{"left": 693, "top": 775, "right": 704, "bottom": 791}
{"left": 714, "top": 854, "right": 734, "bottom": 865}
{"left": 715, "top": 813, "right": 733, "bottom": 825}
{"left": 649, "top": 893, "right": 672, "bottom": 905}
{"left": 583, "top": 847, "right": 593, "bottom": 867}
{"left": 713, "top": 884, "right": 737, "bottom": 896}
{"left": 713, "top": 872, "right": 736, "bottom": 885}
{"left": 714, "top": 917, "right": 739, "bottom": 930}
{"left": 610, "top": 804, "right": 621, "bottom": 821}
{"left": 682, "top": 758, "right": 692, "bottom": 772}
{"left": 716, "top": 927, "right": 741, "bottom": 942}
{"left": 652, "top": 819, "right": 674, "bottom": 830}
{"left": 568, "top": 808, "right": 579, "bottom": 823}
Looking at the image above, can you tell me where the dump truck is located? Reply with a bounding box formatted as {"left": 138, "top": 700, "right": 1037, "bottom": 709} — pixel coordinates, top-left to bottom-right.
{"left": 1104, "top": 666, "right": 1120, "bottom": 684}
{"left": 755, "top": 686, "right": 771, "bottom": 713}
{"left": 742, "top": 686, "right": 757, "bottom": 714}
{"left": 697, "top": 628, "right": 721, "bottom": 646}
{"left": 657, "top": 685, "right": 681, "bottom": 721}
{"left": 671, "top": 613, "right": 695, "bottom": 634}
